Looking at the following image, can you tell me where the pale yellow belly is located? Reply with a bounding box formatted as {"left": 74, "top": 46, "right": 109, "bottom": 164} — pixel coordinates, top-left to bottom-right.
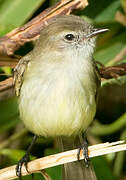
{"left": 19, "top": 77, "right": 96, "bottom": 137}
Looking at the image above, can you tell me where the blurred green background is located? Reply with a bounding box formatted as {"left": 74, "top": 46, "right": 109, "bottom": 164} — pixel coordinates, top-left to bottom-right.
{"left": 0, "top": 0, "right": 126, "bottom": 179}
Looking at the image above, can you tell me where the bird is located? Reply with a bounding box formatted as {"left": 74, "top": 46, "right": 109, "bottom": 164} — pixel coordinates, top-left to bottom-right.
{"left": 14, "top": 15, "right": 108, "bottom": 179}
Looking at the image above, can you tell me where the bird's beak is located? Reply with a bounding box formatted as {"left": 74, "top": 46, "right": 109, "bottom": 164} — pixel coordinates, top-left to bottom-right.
{"left": 86, "top": 28, "right": 109, "bottom": 38}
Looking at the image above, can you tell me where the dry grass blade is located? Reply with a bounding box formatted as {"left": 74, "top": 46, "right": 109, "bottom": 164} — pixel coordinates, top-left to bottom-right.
{"left": 0, "top": 141, "right": 125, "bottom": 180}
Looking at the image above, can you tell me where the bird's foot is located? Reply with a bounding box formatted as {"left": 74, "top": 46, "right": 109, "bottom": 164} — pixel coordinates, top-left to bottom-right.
{"left": 16, "top": 152, "right": 30, "bottom": 180}
{"left": 77, "top": 140, "right": 89, "bottom": 167}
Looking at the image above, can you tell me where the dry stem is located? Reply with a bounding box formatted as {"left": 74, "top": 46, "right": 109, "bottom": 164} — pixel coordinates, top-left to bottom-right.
{"left": 99, "top": 63, "right": 126, "bottom": 79}
{"left": 0, "top": 141, "right": 126, "bottom": 180}
{"left": 0, "top": 0, "right": 88, "bottom": 56}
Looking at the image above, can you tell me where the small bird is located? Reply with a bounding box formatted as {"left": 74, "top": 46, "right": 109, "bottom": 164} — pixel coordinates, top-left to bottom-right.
{"left": 14, "top": 15, "right": 108, "bottom": 179}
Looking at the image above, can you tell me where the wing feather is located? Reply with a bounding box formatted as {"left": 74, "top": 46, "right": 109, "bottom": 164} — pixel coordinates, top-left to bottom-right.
{"left": 13, "top": 55, "right": 30, "bottom": 96}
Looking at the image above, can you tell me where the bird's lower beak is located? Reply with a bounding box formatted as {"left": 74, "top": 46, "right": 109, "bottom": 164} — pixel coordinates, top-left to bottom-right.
{"left": 86, "top": 28, "right": 109, "bottom": 38}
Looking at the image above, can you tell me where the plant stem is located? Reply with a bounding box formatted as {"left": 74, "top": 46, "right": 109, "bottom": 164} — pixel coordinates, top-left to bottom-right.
{"left": 90, "top": 113, "right": 126, "bottom": 136}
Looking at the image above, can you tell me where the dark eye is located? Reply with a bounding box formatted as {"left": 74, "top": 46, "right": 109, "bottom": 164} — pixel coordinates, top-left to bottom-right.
{"left": 65, "top": 34, "right": 75, "bottom": 41}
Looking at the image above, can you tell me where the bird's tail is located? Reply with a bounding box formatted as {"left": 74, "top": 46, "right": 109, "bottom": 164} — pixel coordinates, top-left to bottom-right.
{"left": 56, "top": 135, "right": 97, "bottom": 180}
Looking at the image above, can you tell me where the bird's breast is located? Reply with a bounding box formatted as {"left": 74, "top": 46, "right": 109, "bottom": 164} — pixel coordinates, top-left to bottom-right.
{"left": 19, "top": 60, "right": 97, "bottom": 137}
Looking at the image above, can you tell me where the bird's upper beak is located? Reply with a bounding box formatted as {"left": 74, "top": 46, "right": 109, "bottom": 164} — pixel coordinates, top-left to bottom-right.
{"left": 86, "top": 28, "right": 109, "bottom": 38}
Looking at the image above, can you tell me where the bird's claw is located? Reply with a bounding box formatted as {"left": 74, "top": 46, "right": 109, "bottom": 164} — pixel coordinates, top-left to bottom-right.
{"left": 77, "top": 141, "right": 89, "bottom": 167}
{"left": 16, "top": 153, "right": 30, "bottom": 179}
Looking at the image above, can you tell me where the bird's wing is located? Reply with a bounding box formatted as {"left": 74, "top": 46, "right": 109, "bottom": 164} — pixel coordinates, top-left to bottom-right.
{"left": 13, "top": 55, "right": 30, "bottom": 96}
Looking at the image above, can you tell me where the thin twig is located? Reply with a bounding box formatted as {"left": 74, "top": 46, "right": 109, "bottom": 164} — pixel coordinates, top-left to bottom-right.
{"left": 0, "top": 141, "right": 125, "bottom": 180}
{"left": 115, "top": 11, "right": 126, "bottom": 27}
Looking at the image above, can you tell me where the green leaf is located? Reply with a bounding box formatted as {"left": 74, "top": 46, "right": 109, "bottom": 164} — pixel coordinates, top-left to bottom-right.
{"left": 92, "top": 157, "right": 115, "bottom": 180}
{"left": 80, "top": 0, "right": 120, "bottom": 22}
{"left": 94, "top": 31, "right": 126, "bottom": 65}
{"left": 1, "top": 67, "right": 12, "bottom": 75}
{"left": 0, "top": 148, "right": 26, "bottom": 163}
{"left": 94, "top": 0, "right": 121, "bottom": 22}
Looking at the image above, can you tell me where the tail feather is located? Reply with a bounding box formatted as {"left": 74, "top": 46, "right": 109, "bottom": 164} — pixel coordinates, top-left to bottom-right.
{"left": 56, "top": 135, "right": 97, "bottom": 180}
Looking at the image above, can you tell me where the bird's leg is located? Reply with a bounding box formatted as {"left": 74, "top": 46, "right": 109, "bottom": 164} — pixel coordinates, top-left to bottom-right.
{"left": 77, "top": 134, "right": 89, "bottom": 167}
{"left": 16, "top": 135, "right": 38, "bottom": 179}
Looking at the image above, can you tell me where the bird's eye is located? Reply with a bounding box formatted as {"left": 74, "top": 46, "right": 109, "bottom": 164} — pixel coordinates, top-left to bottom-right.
{"left": 65, "top": 34, "right": 75, "bottom": 41}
